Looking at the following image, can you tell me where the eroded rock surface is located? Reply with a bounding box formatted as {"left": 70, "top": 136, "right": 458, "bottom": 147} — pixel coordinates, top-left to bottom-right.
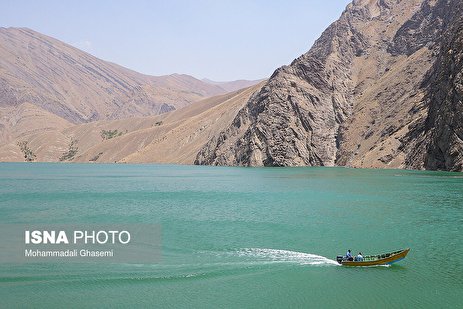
{"left": 196, "top": 0, "right": 463, "bottom": 171}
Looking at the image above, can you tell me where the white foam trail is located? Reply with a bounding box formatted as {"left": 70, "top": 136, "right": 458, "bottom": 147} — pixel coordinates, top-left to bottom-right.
{"left": 235, "top": 248, "right": 340, "bottom": 266}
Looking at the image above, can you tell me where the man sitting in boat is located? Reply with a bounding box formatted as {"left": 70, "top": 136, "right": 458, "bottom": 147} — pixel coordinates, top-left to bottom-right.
{"left": 346, "top": 249, "right": 353, "bottom": 261}
{"left": 355, "top": 252, "right": 364, "bottom": 262}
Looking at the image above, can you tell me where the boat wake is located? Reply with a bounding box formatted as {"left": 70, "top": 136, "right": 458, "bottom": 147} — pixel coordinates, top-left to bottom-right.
{"left": 233, "top": 248, "right": 340, "bottom": 266}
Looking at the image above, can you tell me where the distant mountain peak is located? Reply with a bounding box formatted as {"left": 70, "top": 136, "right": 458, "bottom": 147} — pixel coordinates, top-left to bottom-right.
{"left": 201, "top": 78, "right": 266, "bottom": 93}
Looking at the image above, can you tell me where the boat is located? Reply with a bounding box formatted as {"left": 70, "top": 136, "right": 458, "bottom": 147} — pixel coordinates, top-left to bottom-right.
{"left": 336, "top": 248, "right": 410, "bottom": 266}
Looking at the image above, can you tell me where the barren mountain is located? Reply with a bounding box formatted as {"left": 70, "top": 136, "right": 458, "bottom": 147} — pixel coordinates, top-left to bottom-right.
{"left": 0, "top": 27, "right": 264, "bottom": 161}
{"left": 404, "top": 0, "right": 463, "bottom": 171}
{"left": 1, "top": 0, "right": 461, "bottom": 171}
{"left": 196, "top": 0, "right": 463, "bottom": 171}
{"left": 0, "top": 83, "right": 264, "bottom": 163}
{"left": 0, "top": 27, "right": 232, "bottom": 123}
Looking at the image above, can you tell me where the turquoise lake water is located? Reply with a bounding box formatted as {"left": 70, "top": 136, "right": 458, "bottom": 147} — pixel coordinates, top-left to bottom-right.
{"left": 0, "top": 163, "right": 462, "bottom": 308}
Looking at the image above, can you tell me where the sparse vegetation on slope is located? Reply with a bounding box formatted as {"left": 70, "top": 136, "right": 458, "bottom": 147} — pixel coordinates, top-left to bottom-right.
{"left": 17, "top": 141, "right": 36, "bottom": 162}
{"left": 101, "top": 129, "right": 125, "bottom": 140}
{"left": 59, "top": 139, "right": 79, "bottom": 161}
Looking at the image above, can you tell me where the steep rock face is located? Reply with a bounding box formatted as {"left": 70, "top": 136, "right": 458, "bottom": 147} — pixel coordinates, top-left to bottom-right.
{"left": 195, "top": 0, "right": 374, "bottom": 166}
{"left": 387, "top": 0, "right": 450, "bottom": 56}
{"left": 196, "top": 0, "right": 429, "bottom": 167}
{"left": 336, "top": 0, "right": 451, "bottom": 169}
{"left": 197, "top": 0, "right": 462, "bottom": 171}
{"left": 405, "top": 0, "right": 463, "bottom": 171}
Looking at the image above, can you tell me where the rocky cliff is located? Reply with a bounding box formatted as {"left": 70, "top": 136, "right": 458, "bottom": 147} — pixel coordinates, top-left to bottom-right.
{"left": 195, "top": 0, "right": 463, "bottom": 171}
{"left": 405, "top": 0, "right": 463, "bottom": 171}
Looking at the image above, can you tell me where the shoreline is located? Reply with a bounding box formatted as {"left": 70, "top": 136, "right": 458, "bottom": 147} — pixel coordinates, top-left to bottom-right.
{"left": 0, "top": 161, "right": 461, "bottom": 174}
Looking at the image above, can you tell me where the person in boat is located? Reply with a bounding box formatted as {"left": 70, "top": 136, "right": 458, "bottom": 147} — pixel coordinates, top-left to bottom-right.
{"left": 355, "top": 252, "right": 364, "bottom": 262}
{"left": 346, "top": 249, "right": 353, "bottom": 261}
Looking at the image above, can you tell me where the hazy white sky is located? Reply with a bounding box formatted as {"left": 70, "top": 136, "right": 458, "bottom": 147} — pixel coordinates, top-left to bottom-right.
{"left": 1, "top": 0, "right": 351, "bottom": 81}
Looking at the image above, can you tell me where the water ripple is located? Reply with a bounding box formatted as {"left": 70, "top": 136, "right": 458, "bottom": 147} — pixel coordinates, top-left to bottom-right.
{"left": 233, "top": 248, "right": 340, "bottom": 266}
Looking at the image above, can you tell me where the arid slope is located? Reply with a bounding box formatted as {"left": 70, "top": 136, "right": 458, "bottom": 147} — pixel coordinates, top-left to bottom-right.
{"left": 0, "top": 28, "right": 231, "bottom": 124}
{"left": 0, "top": 27, "right": 262, "bottom": 163}
{"left": 0, "top": 83, "right": 264, "bottom": 163}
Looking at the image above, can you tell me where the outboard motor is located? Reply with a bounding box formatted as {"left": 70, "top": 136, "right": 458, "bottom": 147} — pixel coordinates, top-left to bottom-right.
{"left": 336, "top": 255, "right": 344, "bottom": 264}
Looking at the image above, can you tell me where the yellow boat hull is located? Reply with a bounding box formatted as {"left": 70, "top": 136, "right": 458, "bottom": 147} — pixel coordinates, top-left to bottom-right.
{"left": 340, "top": 248, "right": 410, "bottom": 267}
